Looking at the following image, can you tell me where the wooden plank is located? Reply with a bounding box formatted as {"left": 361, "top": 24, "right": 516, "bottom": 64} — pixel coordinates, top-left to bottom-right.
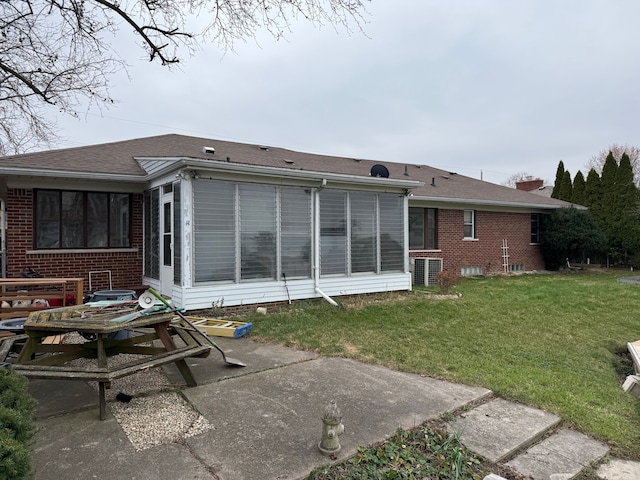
{"left": 12, "top": 345, "right": 210, "bottom": 382}
{"left": 171, "top": 324, "right": 212, "bottom": 358}
{"left": 0, "top": 334, "right": 27, "bottom": 361}
{"left": 629, "top": 341, "right": 640, "bottom": 375}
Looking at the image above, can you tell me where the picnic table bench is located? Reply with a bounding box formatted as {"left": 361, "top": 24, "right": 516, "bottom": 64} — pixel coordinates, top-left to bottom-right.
{"left": 1, "top": 305, "right": 212, "bottom": 420}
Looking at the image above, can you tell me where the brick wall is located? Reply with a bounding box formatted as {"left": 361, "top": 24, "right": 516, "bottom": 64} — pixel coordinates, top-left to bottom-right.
{"left": 5, "top": 189, "right": 144, "bottom": 294}
{"left": 411, "top": 209, "right": 545, "bottom": 275}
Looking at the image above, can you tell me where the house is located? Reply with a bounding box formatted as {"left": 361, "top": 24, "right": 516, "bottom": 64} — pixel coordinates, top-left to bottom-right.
{"left": 515, "top": 177, "right": 553, "bottom": 198}
{"left": 0, "top": 134, "right": 574, "bottom": 310}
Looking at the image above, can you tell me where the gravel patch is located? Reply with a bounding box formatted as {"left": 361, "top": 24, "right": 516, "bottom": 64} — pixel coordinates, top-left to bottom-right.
{"left": 61, "top": 332, "right": 213, "bottom": 450}
{"left": 110, "top": 392, "right": 214, "bottom": 451}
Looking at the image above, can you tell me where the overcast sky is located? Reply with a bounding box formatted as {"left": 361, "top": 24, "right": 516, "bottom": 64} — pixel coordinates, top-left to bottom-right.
{"left": 45, "top": 0, "right": 640, "bottom": 186}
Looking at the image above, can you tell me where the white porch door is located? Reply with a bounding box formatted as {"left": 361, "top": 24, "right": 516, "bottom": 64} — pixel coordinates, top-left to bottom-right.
{"left": 160, "top": 189, "right": 174, "bottom": 297}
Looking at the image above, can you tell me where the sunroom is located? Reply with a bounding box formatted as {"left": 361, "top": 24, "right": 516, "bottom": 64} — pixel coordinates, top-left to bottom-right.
{"left": 140, "top": 159, "right": 422, "bottom": 310}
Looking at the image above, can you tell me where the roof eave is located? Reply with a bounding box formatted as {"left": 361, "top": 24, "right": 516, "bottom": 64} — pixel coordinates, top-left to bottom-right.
{"left": 410, "top": 195, "right": 584, "bottom": 211}
{"left": 139, "top": 157, "right": 425, "bottom": 190}
{"left": 0, "top": 167, "right": 145, "bottom": 182}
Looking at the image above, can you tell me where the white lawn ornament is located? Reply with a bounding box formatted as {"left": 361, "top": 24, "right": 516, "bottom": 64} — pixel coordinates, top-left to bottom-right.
{"left": 12, "top": 299, "right": 32, "bottom": 308}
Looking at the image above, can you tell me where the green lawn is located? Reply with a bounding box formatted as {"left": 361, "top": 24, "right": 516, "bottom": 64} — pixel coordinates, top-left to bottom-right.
{"left": 248, "top": 271, "right": 640, "bottom": 458}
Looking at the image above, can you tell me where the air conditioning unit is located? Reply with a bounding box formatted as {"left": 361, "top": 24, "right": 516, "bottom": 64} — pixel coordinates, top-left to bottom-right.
{"left": 411, "top": 258, "right": 443, "bottom": 286}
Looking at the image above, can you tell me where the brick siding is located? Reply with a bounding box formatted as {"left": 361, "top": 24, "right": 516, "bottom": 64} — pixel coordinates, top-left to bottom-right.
{"left": 411, "top": 209, "right": 545, "bottom": 275}
{"left": 5, "top": 189, "right": 144, "bottom": 294}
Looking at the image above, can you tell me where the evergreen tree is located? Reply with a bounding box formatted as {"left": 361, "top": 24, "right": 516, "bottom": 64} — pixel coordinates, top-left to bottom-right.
{"left": 584, "top": 168, "right": 601, "bottom": 212}
{"left": 615, "top": 153, "right": 640, "bottom": 257}
{"left": 572, "top": 170, "right": 586, "bottom": 206}
{"left": 591, "top": 151, "right": 640, "bottom": 264}
{"left": 599, "top": 152, "right": 620, "bottom": 250}
{"left": 551, "top": 161, "right": 565, "bottom": 199}
{"left": 558, "top": 170, "right": 573, "bottom": 201}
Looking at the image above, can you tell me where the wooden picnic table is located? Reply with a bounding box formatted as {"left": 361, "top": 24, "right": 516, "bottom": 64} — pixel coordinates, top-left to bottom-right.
{"left": 6, "top": 305, "right": 212, "bottom": 420}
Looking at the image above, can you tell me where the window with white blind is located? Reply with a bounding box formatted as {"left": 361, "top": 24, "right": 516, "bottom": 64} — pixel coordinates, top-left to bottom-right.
{"left": 380, "top": 194, "right": 404, "bottom": 272}
{"left": 240, "top": 184, "right": 277, "bottom": 280}
{"left": 194, "top": 180, "right": 236, "bottom": 283}
{"left": 351, "top": 192, "right": 377, "bottom": 273}
{"left": 320, "top": 190, "right": 348, "bottom": 275}
{"left": 193, "top": 180, "right": 312, "bottom": 284}
{"left": 320, "top": 190, "right": 405, "bottom": 276}
{"left": 281, "top": 188, "right": 312, "bottom": 278}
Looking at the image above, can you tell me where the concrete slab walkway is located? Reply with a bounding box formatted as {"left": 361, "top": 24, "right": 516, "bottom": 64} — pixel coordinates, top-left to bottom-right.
{"left": 27, "top": 338, "right": 490, "bottom": 480}
{"left": 21, "top": 336, "right": 638, "bottom": 480}
{"left": 446, "top": 397, "right": 561, "bottom": 463}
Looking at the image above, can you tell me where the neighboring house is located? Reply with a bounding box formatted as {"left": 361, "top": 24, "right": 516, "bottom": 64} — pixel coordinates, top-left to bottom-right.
{"left": 0, "top": 134, "right": 575, "bottom": 309}
{"left": 515, "top": 177, "right": 553, "bottom": 198}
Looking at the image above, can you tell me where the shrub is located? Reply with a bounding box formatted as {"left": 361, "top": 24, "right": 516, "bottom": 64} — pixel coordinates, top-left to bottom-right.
{"left": 539, "top": 207, "right": 607, "bottom": 270}
{"left": 0, "top": 368, "right": 36, "bottom": 480}
{"left": 308, "top": 426, "right": 485, "bottom": 480}
{"left": 436, "top": 270, "right": 461, "bottom": 295}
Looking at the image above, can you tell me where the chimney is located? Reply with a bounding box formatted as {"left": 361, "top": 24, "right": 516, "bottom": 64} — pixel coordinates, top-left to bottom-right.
{"left": 516, "top": 178, "right": 544, "bottom": 191}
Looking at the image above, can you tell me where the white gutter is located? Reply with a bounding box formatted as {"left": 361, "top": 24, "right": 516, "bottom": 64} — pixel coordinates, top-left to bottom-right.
{"left": 0, "top": 167, "right": 145, "bottom": 183}
{"left": 137, "top": 157, "right": 423, "bottom": 190}
{"left": 313, "top": 179, "right": 339, "bottom": 307}
{"left": 409, "top": 195, "right": 584, "bottom": 211}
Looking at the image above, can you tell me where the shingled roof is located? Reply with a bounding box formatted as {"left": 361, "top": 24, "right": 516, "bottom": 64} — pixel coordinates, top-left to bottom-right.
{"left": 0, "top": 133, "right": 575, "bottom": 209}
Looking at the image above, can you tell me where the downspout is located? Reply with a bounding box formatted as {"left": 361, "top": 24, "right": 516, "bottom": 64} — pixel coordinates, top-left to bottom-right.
{"left": 313, "top": 179, "right": 339, "bottom": 307}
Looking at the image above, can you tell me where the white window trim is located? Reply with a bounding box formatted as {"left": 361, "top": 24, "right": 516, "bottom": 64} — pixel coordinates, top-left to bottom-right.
{"left": 463, "top": 209, "right": 476, "bottom": 239}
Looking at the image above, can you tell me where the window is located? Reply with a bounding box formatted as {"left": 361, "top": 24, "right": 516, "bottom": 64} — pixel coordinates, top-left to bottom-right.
{"left": 530, "top": 213, "right": 540, "bottom": 243}
{"left": 240, "top": 183, "right": 277, "bottom": 280}
{"left": 193, "top": 180, "right": 312, "bottom": 284}
{"left": 281, "top": 188, "right": 312, "bottom": 278}
{"left": 320, "top": 190, "right": 405, "bottom": 276}
{"left": 35, "top": 190, "right": 131, "bottom": 249}
{"left": 379, "top": 195, "right": 404, "bottom": 272}
{"left": 144, "top": 189, "right": 160, "bottom": 279}
{"left": 320, "top": 190, "right": 348, "bottom": 275}
{"left": 463, "top": 210, "right": 475, "bottom": 239}
{"left": 351, "top": 192, "right": 377, "bottom": 273}
{"left": 194, "top": 180, "right": 236, "bottom": 283}
{"left": 461, "top": 266, "right": 482, "bottom": 276}
{"left": 409, "top": 207, "right": 438, "bottom": 250}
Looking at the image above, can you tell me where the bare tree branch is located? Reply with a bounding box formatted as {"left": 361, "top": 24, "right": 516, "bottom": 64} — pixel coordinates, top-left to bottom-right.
{"left": 587, "top": 144, "right": 640, "bottom": 187}
{"left": 0, "top": 0, "right": 369, "bottom": 154}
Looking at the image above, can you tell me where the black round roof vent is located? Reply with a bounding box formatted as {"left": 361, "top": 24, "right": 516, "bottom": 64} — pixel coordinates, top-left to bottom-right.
{"left": 370, "top": 164, "right": 390, "bottom": 178}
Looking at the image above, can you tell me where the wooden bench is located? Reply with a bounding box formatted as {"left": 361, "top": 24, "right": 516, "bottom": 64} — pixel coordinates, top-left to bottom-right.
{"left": 0, "top": 278, "right": 84, "bottom": 320}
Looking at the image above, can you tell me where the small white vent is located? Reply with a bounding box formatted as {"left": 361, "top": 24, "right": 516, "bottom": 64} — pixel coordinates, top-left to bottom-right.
{"left": 412, "top": 258, "right": 443, "bottom": 286}
{"left": 461, "top": 266, "right": 483, "bottom": 276}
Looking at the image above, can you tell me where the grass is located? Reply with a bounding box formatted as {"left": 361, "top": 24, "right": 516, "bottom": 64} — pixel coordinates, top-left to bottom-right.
{"left": 247, "top": 270, "right": 640, "bottom": 459}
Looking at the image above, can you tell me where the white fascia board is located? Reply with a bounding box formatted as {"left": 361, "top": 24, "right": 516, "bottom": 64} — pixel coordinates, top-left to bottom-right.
{"left": 5, "top": 174, "right": 146, "bottom": 193}
{"left": 0, "top": 167, "right": 145, "bottom": 183}
{"left": 136, "top": 157, "right": 424, "bottom": 191}
{"left": 409, "top": 195, "right": 585, "bottom": 212}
